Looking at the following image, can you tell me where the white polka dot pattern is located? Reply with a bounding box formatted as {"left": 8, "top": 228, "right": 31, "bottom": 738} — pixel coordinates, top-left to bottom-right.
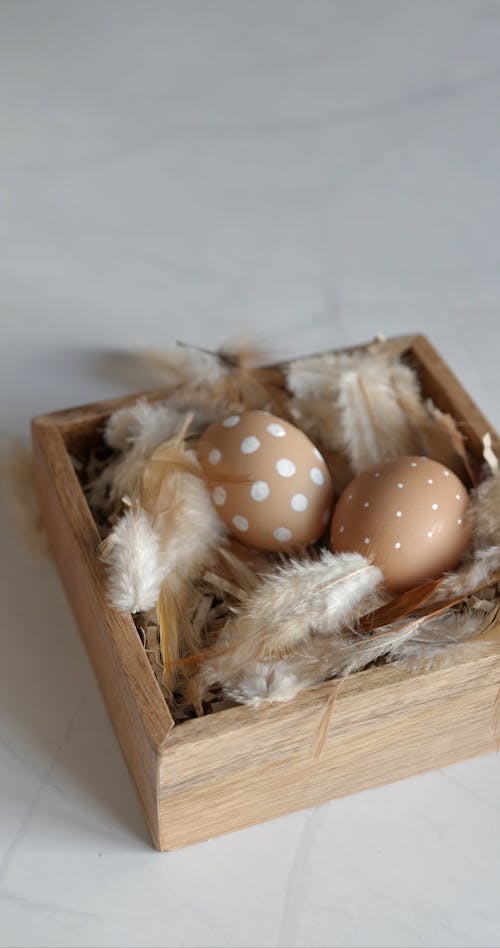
{"left": 276, "top": 458, "right": 296, "bottom": 477}
{"left": 240, "top": 436, "right": 260, "bottom": 454}
{"left": 267, "top": 423, "right": 286, "bottom": 437}
{"left": 208, "top": 448, "right": 221, "bottom": 465}
{"left": 251, "top": 481, "right": 270, "bottom": 502}
{"left": 212, "top": 487, "right": 226, "bottom": 506}
{"left": 310, "top": 467, "right": 324, "bottom": 485}
{"left": 274, "top": 527, "right": 292, "bottom": 542}
{"left": 232, "top": 515, "right": 249, "bottom": 532}
{"left": 223, "top": 415, "right": 240, "bottom": 427}
{"left": 291, "top": 493, "right": 308, "bottom": 511}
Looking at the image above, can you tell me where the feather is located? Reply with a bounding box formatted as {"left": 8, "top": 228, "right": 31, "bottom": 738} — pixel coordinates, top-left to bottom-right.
{"left": 421, "top": 401, "right": 475, "bottom": 484}
{"left": 432, "top": 546, "right": 500, "bottom": 601}
{"left": 470, "top": 471, "right": 500, "bottom": 548}
{"left": 138, "top": 434, "right": 227, "bottom": 689}
{"left": 223, "top": 660, "right": 307, "bottom": 707}
{"left": 482, "top": 433, "right": 499, "bottom": 475}
{"left": 138, "top": 341, "right": 231, "bottom": 388}
{"left": 392, "top": 603, "right": 500, "bottom": 662}
{"left": 336, "top": 354, "right": 422, "bottom": 473}
{"left": 100, "top": 506, "right": 164, "bottom": 613}
{"left": 196, "top": 551, "right": 383, "bottom": 698}
{"left": 140, "top": 440, "right": 226, "bottom": 584}
{"left": 357, "top": 577, "right": 444, "bottom": 632}
{"left": 288, "top": 349, "right": 476, "bottom": 481}
{"left": 223, "top": 600, "right": 498, "bottom": 708}
{"left": 3, "top": 440, "right": 48, "bottom": 552}
{"left": 88, "top": 400, "right": 218, "bottom": 514}
{"left": 289, "top": 350, "right": 426, "bottom": 474}
{"left": 139, "top": 341, "right": 289, "bottom": 415}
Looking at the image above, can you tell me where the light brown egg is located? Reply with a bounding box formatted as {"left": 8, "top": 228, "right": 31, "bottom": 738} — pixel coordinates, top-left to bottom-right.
{"left": 330, "top": 455, "right": 472, "bottom": 593}
{"left": 197, "top": 410, "right": 334, "bottom": 552}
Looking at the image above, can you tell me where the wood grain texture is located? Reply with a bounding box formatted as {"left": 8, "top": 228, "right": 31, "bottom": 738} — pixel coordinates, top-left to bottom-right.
{"left": 32, "top": 335, "right": 500, "bottom": 851}
{"left": 31, "top": 421, "right": 174, "bottom": 848}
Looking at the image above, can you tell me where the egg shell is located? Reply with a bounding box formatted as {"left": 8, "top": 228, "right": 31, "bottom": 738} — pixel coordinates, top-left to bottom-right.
{"left": 197, "top": 410, "right": 334, "bottom": 552}
{"left": 330, "top": 455, "right": 472, "bottom": 593}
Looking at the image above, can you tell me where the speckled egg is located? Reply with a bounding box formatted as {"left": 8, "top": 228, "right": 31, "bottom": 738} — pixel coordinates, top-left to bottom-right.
{"left": 197, "top": 410, "right": 334, "bottom": 551}
{"left": 330, "top": 455, "right": 472, "bottom": 593}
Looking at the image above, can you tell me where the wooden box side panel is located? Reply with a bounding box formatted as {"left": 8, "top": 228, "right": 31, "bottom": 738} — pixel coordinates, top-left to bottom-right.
{"left": 32, "top": 421, "right": 173, "bottom": 849}
{"left": 158, "top": 652, "right": 500, "bottom": 849}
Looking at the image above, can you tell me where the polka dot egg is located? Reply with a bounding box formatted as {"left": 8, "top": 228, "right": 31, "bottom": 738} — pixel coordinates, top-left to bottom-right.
{"left": 330, "top": 455, "right": 472, "bottom": 593}
{"left": 197, "top": 410, "right": 334, "bottom": 551}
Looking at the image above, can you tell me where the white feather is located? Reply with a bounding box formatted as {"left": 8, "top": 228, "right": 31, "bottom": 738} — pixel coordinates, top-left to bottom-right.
{"left": 224, "top": 661, "right": 304, "bottom": 707}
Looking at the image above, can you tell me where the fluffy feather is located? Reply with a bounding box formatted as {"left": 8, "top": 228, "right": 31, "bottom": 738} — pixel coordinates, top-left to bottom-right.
{"left": 470, "top": 470, "right": 500, "bottom": 547}
{"left": 419, "top": 401, "right": 474, "bottom": 483}
{"left": 288, "top": 348, "right": 475, "bottom": 480}
{"left": 139, "top": 341, "right": 289, "bottom": 415}
{"left": 140, "top": 442, "right": 226, "bottom": 584}
{"left": 100, "top": 506, "right": 164, "bottom": 613}
{"left": 3, "top": 440, "right": 48, "bottom": 552}
{"left": 196, "top": 551, "right": 383, "bottom": 698}
{"left": 138, "top": 342, "right": 230, "bottom": 388}
{"left": 289, "top": 350, "right": 426, "bottom": 473}
{"left": 139, "top": 436, "right": 227, "bottom": 690}
{"left": 88, "top": 400, "right": 217, "bottom": 513}
{"left": 222, "top": 599, "right": 497, "bottom": 707}
{"left": 336, "top": 354, "right": 422, "bottom": 472}
{"left": 434, "top": 546, "right": 500, "bottom": 600}
{"left": 392, "top": 604, "right": 499, "bottom": 662}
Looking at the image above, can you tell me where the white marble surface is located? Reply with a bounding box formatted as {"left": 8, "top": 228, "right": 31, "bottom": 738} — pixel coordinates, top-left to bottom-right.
{"left": 1, "top": 2, "right": 500, "bottom": 946}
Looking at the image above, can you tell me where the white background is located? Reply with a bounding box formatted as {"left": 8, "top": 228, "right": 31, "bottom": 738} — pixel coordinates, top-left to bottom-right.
{"left": 1, "top": 2, "right": 500, "bottom": 947}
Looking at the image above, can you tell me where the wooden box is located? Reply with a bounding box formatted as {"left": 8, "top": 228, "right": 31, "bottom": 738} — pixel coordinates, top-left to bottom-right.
{"left": 31, "top": 335, "right": 500, "bottom": 851}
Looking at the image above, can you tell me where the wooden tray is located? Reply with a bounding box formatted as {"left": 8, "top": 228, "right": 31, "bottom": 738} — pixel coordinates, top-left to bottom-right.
{"left": 31, "top": 334, "right": 500, "bottom": 851}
